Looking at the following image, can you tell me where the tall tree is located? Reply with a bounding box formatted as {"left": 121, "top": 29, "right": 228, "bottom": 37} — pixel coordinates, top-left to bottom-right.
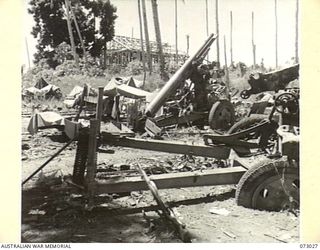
{"left": 215, "top": 0, "right": 220, "bottom": 66}
{"left": 205, "top": 0, "right": 209, "bottom": 61}
{"left": 295, "top": 0, "right": 299, "bottom": 63}
{"left": 65, "top": 0, "right": 78, "bottom": 67}
{"left": 230, "top": 11, "right": 233, "bottom": 64}
{"left": 174, "top": 0, "right": 185, "bottom": 64}
{"left": 175, "top": 0, "right": 178, "bottom": 63}
{"left": 90, "top": 0, "right": 117, "bottom": 69}
{"left": 252, "top": 11, "right": 256, "bottom": 68}
{"left": 68, "top": 0, "right": 87, "bottom": 63}
{"left": 223, "top": 35, "right": 230, "bottom": 89}
{"left": 141, "top": 0, "right": 152, "bottom": 73}
{"left": 138, "top": 0, "right": 146, "bottom": 85}
{"left": 28, "top": 0, "right": 117, "bottom": 68}
{"left": 151, "top": 0, "right": 167, "bottom": 80}
{"left": 275, "top": 0, "right": 278, "bottom": 68}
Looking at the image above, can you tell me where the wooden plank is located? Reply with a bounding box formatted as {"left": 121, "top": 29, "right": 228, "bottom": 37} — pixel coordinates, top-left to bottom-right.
{"left": 101, "top": 134, "right": 231, "bottom": 159}
{"left": 96, "top": 87, "right": 104, "bottom": 133}
{"left": 86, "top": 119, "right": 99, "bottom": 202}
{"left": 95, "top": 167, "right": 246, "bottom": 194}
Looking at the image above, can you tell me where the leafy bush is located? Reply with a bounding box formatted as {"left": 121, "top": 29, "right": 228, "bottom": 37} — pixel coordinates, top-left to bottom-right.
{"left": 125, "top": 60, "right": 143, "bottom": 75}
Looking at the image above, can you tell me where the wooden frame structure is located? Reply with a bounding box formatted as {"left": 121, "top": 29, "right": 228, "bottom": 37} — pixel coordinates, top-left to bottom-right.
{"left": 106, "top": 35, "right": 188, "bottom": 66}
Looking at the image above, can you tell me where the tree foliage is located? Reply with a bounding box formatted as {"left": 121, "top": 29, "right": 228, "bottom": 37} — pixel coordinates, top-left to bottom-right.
{"left": 28, "top": 0, "right": 117, "bottom": 68}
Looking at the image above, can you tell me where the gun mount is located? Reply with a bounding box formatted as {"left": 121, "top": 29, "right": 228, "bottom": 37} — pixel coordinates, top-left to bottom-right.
{"left": 145, "top": 34, "right": 218, "bottom": 117}
{"left": 240, "top": 64, "right": 299, "bottom": 99}
{"left": 143, "top": 34, "right": 235, "bottom": 134}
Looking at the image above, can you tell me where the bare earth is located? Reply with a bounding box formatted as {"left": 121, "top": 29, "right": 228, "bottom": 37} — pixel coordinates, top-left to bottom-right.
{"left": 21, "top": 118, "right": 299, "bottom": 243}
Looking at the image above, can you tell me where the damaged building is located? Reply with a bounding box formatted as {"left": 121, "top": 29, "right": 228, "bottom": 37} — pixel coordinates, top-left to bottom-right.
{"left": 105, "top": 35, "right": 188, "bottom": 66}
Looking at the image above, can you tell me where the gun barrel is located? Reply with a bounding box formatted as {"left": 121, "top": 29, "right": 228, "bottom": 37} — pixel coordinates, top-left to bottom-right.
{"left": 145, "top": 34, "right": 217, "bottom": 117}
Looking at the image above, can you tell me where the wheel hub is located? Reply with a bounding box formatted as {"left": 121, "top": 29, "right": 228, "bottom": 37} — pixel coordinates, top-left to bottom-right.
{"left": 252, "top": 171, "right": 299, "bottom": 211}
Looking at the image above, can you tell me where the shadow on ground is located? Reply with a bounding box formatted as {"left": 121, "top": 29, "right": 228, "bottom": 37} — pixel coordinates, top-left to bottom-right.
{"left": 21, "top": 185, "right": 234, "bottom": 243}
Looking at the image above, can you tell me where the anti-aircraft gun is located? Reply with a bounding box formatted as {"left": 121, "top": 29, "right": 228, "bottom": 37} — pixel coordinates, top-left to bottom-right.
{"left": 142, "top": 34, "right": 235, "bottom": 135}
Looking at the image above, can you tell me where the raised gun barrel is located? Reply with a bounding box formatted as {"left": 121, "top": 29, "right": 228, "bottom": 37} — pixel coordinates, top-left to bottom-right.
{"left": 145, "top": 33, "right": 217, "bottom": 117}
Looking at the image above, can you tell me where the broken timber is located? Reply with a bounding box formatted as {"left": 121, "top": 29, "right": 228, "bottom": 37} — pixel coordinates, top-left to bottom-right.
{"left": 94, "top": 167, "right": 246, "bottom": 194}
{"left": 136, "top": 163, "right": 192, "bottom": 242}
{"left": 101, "top": 133, "right": 231, "bottom": 159}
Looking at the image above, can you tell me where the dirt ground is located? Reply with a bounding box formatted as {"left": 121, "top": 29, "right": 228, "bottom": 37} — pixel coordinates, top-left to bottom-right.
{"left": 21, "top": 118, "right": 299, "bottom": 243}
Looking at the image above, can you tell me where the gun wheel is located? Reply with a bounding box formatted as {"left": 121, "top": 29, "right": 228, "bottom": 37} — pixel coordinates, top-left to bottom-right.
{"left": 236, "top": 159, "right": 299, "bottom": 211}
{"left": 208, "top": 100, "right": 235, "bottom": 130}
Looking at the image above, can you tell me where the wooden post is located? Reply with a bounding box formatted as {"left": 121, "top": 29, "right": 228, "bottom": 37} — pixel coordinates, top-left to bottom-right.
{"left": 96, "top": 87, "right": 104, "bottom": 133}
{"left": 215, "top": 0, "right": 220, "bottom": 66}
{"left": 64, "top": 0, "right": 78, "bottom": 67}
{"left": 223, "top": 35, "right": 230, "bottom": 90}
{"left": 138, "top": 0, "right": 146, "bottom": 86}
{"left": 86, "top": 119, "right": 99, "bottom": 206}
{"left": 252, "top": 11, "right": 256, "bottom": 69}
{"left": 275, "top": 0, "right": 278, "bottom": 68}
{"left": 295, "top": 0, "right": 299, "bottom": 63}
{"left": 230, "top": 11, "right": 233, "bottom": 65}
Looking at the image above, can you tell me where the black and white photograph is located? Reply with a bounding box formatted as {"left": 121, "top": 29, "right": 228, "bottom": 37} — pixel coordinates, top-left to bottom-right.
{"left": 13, "top": 0, "right": 309, "bottom": 244}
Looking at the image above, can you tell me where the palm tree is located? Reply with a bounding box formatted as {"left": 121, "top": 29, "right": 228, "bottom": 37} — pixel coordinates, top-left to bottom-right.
{"left": 275, "top": 0, "right": 278, "bottom": 68}
{"left": 295, "top": 0, "right": 299, "bottom": 63}
{"left": 252, "top": 11, "right": 256, "bottom": 68}
{"left": 151, "top": 0, "right": 167, "bottom": 80}
{"left": 205, "top": 0, "right": 209, "bottom": 61}
{"left": 215, "top": 0, "right": 220, "bottom": 66}
{"left": 137, "top": 0, "right": 146, "bottom": 85}
{"left": 174, "top": 0, "right": 185, "bottom": 64}
{"left": 141, "top": 0, "right": 152, "bottom": 73}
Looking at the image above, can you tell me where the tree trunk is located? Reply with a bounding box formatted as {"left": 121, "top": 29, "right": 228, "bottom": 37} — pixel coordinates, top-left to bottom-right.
{"left": 295, "top": 0, "right": 299, "bottom": 63}
{"left": 275, "top": 0, "right": 278, "bottom": 68}
{"left": 175, "top": 0, "right": 178, "bottom": 64}
{"left": 151, "top": 0, "right": 167, "bottom": 80}
{"left": 141, "top": 0, "right": 152, "bottom": 73}
{"left": 186, "top": 34, "right": 190, "bottom": 56}
{"left": 138, "top": 0, "right": 147, "bottom": 86}
{"left": 68, "top": 0, "right": 86, "bottom": 64}
{"left": 103, "top": 44, "right": 107, "bottom": 69}
{"left": 230, "top": 11, "right": 233, "bottom": 65}
{"left": 64, "top": 0, "right": 78, "bottom": 67}
{"left": 215, "top": 0, "right": 220, "bottom": 66}
{"left": 252, "top": 11, "right": 256, "bottom": 68}
{"left": 223, "top": 35, "right": 230, "bottom": 90}
{"left": 205, "top": 0, "right": 209, "bottom": 61}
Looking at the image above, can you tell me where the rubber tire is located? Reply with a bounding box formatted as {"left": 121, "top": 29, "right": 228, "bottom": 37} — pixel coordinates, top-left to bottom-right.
{"left": 235, "top": 159, "right": 299, "bottom": 211}
{"left": 208, "top": 100, "right": 235, "bottom": 130}
{"left": 228, "top": 114, "right": 268, "bottom": 134}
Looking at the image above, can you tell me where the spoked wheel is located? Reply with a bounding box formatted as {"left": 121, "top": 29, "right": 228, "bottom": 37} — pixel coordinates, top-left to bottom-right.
{"left": 208, "top": 100, "right": 235, "bottom": 130}
{"left": 236, "top": 159, "right": 299, "bottom": 211}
